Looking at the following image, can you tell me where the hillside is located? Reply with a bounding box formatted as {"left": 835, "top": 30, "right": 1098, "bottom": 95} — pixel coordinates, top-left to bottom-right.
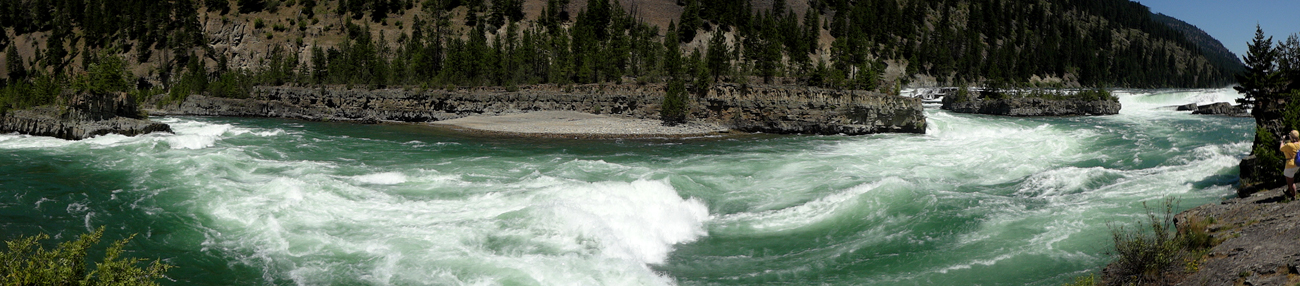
{"left": 1151, "top": 12, "right": 1244, "bottom": 78}
{"left": 0, "top": 0, "right": 1244, "bottom": 109}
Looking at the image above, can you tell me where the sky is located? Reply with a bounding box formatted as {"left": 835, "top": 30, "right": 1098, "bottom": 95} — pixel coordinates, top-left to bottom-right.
{"left": 1137, "top": 0, "right": 1300, "bottom": 59}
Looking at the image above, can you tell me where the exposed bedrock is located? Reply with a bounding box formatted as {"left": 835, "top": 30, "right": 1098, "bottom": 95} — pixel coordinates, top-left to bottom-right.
{"left": 151, "top": 84, "right": 927, "bottom": 135}
{"left": 1, "top": 92, "right": 173, "bottom": 140}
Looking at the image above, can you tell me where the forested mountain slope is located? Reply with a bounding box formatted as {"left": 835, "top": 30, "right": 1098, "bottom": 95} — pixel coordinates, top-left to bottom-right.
{"left": 0, "top": 0, "right": 1244, "bottom": 106}
{"left": 1151, "top": 12, "right": 1243, "bottom": 78}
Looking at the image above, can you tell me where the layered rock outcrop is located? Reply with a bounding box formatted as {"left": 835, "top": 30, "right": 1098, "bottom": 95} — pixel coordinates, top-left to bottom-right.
{"left": 941, "top": 96, "right": 1121, "bottom": 116}
{"left": 150, "top": 84, "right": 927, "bottom": 135}
{"left": 1, "top": 92, "right": 173, "bottom": 140}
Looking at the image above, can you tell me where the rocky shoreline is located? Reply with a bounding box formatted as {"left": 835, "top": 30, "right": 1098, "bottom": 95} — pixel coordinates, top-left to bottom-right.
{"left": 0, "top": 93, "right": 172, "bottom": 140}
{"left": 1126, "top": 187, "right": 1300, "bottom": 286}
{"left": 148, "top": 84, "right": 927, "bottom": 136}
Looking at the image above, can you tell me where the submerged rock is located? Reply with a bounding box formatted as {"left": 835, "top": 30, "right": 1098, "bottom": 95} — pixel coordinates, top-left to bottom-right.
{"left": 0, "top": 92, "right": 173, "bottom": 140}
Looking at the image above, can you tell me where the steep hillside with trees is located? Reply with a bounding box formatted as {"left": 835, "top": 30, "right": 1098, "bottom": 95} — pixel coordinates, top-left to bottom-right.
{"left": 1151, "top": 12, "right": 1243, "bottom": 78}
{"left": 0, "top": 0, "right": 1243, "bottom": 111}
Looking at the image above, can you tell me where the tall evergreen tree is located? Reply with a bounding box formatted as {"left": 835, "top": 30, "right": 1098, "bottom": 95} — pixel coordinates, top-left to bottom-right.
{"left": 5, "top": 45, "right": 26, "bottom": 83}
{"left": 1235, "top": 25, "right": 1283, "bottom": 115}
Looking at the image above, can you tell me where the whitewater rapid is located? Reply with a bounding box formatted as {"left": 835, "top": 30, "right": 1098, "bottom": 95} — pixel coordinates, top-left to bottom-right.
{"left": 0, "top": 88, "right": 1251, "bottom": 285}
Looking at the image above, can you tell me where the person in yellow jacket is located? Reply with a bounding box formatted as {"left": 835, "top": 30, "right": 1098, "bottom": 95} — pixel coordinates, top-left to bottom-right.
{"left": 1283, "top": 130, "right": 1300, "bottom": 199}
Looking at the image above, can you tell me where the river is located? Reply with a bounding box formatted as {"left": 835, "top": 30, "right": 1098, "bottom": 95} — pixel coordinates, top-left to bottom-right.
{"left": 0, "top": 88, "right": 1251, "bottom": 285}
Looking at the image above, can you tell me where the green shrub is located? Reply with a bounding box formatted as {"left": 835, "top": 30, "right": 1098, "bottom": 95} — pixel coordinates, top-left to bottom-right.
{"left": 660, "top": 79, "right": 688, "bottom": 126}
{"left": 81, "top": 51, "right": 132, "bottom": 94}
{"left": 4, "top": 74, "right": 64, "bottom": 110}
{"left": 1105, "top": 198, "right": 1216, "bottom": 285}
{"left": 1061, "top": 274, "right": 1099, "bottom": 286}
{"left": 254, "top": 18, "right": 266, "bottom": 29}
{"left": 0, "top": 226, "right": 173, "bottom": 285}
{"left": 210, "top": 70, "right": 254, "bottom": 99}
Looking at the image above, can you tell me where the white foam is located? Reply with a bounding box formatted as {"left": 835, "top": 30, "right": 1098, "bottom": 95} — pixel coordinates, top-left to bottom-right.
{"left": 351, "top": 172, "right": 409, "bottom": 185}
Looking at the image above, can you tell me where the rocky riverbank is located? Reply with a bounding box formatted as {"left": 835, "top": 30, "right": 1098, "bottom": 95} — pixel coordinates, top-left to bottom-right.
{"left": 1120, "top": 187, "right": 1300, "bottom": 286}
{"left": 148, "top": 84, "right": 927, "bottom": 136}
{"left": 1, "top": 93, "right": 172, "bottom": 140}
{"left": 941, "top": 96, "right": 1121, "bottom": 116}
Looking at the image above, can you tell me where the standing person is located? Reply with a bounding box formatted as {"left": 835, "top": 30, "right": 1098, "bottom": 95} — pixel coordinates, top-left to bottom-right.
{"left": 1282, "top": 130, "right": 1300, "bottom": 199}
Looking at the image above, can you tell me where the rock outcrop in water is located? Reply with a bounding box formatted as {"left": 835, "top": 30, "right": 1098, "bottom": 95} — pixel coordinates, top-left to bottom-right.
{"left": 149, "top": 84, "right": 927, "bottom": 135}
{"left": 1189, "top": 102, "right": 1250, "bottom": 117}
{"left": 1, "top": 93, "right": 173, "bottom": 140}
{"left": 941, "top": 96, "right": 1121, "bottom": 116}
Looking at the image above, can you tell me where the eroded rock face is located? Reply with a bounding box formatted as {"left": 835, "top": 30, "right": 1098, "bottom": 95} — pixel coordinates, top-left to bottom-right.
{"left": 150, "top": 84, "right": 927, "bottom": 135}
{"left": 1, "top": 105, "right": 171, "bottom": 140}
{"left": 941, "top": 96, "right": 1121, "bottom": 116}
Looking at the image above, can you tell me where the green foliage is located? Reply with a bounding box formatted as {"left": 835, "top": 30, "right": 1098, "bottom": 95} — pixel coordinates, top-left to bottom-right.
{"left": 1106, "top": 199, "right": 1215, "bottom": 285}
{"left": 660, "top": 79, "right": 688, "bottom": 126}
{"left": 74, "top": 51, "right": 132, "bottom": 95}
{"left": 167, "top": 54, "right": 209, "bottom": 103}
{"left": 239, "top": 0, "right": 266, "bottom": 14}
{"left": 1061, "top": 274, "right": 1099, "bottom": 286}
{"left": 5, "top": 45, "right": 27, "bottom": 83}
{"left": 705, "top": 30, "right": 729, "bottom": 82}
{"left": 205, "top": 0, "right": 231, "bottom": 14}
{"left": 1235, "top": 26, "right": 1285, "bottom": 113}
{"left": 2, "top": 73, "right": 62, "bottom": 111}
{"left": 210, "top": 70, "right": 254, "bottom": 99}
{"left": 0, "top": 226, "right": 173, "bottom": 285}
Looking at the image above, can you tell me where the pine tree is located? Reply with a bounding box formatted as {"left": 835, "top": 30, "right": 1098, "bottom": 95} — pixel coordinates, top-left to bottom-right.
{"left": 706, "top": 30, "right": 729, "bottom": 82}
{"left": 1235, "top": 25, "right": 1283, "bottom": 114}
{"left": 5, "top": 45, "right": 27, "bottom": 83}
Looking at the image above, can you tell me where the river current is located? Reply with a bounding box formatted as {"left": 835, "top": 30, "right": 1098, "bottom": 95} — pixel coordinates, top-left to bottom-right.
{"left": 0, "top": 89, "right": 1251, "bottom": 285}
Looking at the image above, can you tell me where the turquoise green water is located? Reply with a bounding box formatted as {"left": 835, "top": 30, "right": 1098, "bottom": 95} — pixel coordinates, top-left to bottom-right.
{"left": 0, "top": 89, "right": 1251, "bottom": 285}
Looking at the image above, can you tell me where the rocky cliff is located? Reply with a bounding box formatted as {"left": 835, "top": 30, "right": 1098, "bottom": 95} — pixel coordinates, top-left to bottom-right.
{"left": 149, "top": 84, "right": 927, "bottom": 135}
{"left": 0, "top": 93, "right": 173, "bottom": 140}
{"left": 941, "top": 96, "right": 1121, "bottom": 116}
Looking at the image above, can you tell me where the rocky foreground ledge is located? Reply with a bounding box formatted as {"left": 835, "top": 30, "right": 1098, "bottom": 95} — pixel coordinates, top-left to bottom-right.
{"left": 1105, "top": 187, "right": 1300, "bottom": 285}
{"left": 150, "top": 84, "right": 926, "bottom": 136}
{"left": 1, "top": 93, "right": 172, "bottom": 140}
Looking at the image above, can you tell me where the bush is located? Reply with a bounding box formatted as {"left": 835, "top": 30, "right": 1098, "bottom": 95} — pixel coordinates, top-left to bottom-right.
{"left": 74, "top": 51, "right": 132, "bottom": 95}
{"left": 210, "top": 70, "right": 254, "bottom": 99}
{"left": 1105, "top": 198, "right": 1216, "bottom": 285}
{"left": 660, "top": 79, "right": 688, "bottom": 126}
{"left": 0, "top": 226, "right": 173, "bottom": 285}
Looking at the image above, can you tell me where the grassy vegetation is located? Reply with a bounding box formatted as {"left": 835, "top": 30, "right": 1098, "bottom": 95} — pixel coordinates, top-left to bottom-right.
{"left": 1067, "top": 199, "right": 1218, "bottom": 286}
{"left": 1, "top": 227, "right": 173, "bottom": 285}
